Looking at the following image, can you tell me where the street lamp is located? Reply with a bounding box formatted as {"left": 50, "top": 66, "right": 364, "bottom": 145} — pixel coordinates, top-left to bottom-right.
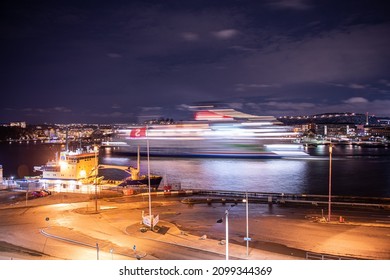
{"left": 96, "top": 242, "right": 99, "bottom": 260}
{"left": 94, "top": 145, "right": 99, "bottom": 213}
{"left": 216, "top": 204, "right": 235, "bottom": 260}
{"left": 328, "top": 143, "right": 333, "bottom": 222}
{"left": 24, "top": 177, "right": 29, "bottom": 207}
{"left": 146, "top": 125, "right": 153, "bottom": 231}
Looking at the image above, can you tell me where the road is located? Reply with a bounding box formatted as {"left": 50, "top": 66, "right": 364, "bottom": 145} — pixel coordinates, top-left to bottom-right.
{"left": 0, "top": 193, "right": 230, "bottom": 260}
{"left": 0, "top": 191, "right": 389, "bottom": 260}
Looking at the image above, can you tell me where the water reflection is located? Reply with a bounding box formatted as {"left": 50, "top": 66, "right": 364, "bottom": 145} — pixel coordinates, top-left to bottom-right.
{"left": 100, "top": 154, "right": 309, "bottom": 194}
{"left": 100, "top": 149, "right": 390, "bottom": 197}
{"left": 1, "top": 143, "right": 388, "bottom": 197}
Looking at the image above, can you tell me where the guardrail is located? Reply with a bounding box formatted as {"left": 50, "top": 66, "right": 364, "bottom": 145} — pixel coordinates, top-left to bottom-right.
{"left": 306, "top": 252, "right": 357, "bottom": 260}
{"left": 180, "top": 189, "right": 390, "bottom": 209}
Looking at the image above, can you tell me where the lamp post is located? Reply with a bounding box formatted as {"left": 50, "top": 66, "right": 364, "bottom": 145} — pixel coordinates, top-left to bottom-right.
{"left": 94, "top": 145, "right": 99, "bottom": 213}
{"left": 243, "top": 192, "right": 250, "bottom": 256}
{"left": 25, "top": 177, "right": 28, "bottom": 207}
{"left": 217, "top": 204, "right": 235, "bottom": 260}
{"left": 146, "top": 125, "right": 153, "bottom": 231}
{"left": 96, "top": 242, "right": 99, "bottom": 260}
{"left": 328, "top": 143, "right": 333, "bottom": 222}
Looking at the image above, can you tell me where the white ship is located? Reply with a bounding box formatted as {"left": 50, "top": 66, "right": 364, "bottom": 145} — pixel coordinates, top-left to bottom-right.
{"left": 106, "top": 108, "right": 308, "bottom": 158}
{"left": 33, "top": 147, "right": 100, "bottom": 192}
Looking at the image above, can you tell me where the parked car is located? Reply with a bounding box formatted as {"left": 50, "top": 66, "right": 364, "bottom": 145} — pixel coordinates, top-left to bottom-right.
{"left": 30, "top": 189, "right": 51, "bottom": 198}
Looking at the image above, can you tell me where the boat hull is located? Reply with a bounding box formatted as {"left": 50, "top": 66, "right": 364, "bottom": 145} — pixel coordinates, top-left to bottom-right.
{"left": 119, "top": 176, "right": 163, "bottom": 189}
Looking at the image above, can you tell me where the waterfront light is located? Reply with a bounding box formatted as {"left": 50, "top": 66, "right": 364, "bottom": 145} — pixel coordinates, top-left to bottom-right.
{"left": 59, "top": 160, "right": 68, "bottom": 169}
{"left": 328, "top": 143, "right": 333, "bottom": 222}
{"left": 94, "top": 145, "right": 99, "bottom": 213}
{"left": 79, "top": 169, "right": 87, "bottom": 178}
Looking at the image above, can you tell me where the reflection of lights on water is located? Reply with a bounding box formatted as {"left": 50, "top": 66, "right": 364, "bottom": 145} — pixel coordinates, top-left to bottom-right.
{"left": 101, "top": 156, "right": 309, "bottom": 191}
{"left": 150, "top": 158, "right": 309, "bottom": 193}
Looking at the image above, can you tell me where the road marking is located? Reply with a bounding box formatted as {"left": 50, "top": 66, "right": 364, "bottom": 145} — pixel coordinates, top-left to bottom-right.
{"left": 100, "top": 206, "right": 117, "bottom": 210}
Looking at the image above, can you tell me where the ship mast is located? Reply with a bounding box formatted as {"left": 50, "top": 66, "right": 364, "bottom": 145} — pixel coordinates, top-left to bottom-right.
{"left": 130, "top": 146, "right": 141, "bottom": 180}
{"left": 65, "top": 126, "right": 69, "bottom": 152}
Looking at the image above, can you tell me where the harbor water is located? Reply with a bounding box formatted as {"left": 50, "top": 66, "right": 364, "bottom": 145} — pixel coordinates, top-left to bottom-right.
{"left": 0, "top": 142, "right": 389, "bottom": 197}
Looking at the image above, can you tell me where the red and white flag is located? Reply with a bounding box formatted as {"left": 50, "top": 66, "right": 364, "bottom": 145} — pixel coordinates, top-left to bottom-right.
{"left": 130, "top": 127, "right": 147, "bottom": 138}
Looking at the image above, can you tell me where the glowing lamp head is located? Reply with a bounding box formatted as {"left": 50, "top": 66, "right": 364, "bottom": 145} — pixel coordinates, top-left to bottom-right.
{"left": 59, "top": 160, "right": 68, "bottom": 169}
{"left": 79, "top": 170, "right": 87, "bottom": 178}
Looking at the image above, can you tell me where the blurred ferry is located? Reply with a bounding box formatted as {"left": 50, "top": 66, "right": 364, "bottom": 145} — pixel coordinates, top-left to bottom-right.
{"left": 105, "top": 108, "right": 308, "bottom": 158}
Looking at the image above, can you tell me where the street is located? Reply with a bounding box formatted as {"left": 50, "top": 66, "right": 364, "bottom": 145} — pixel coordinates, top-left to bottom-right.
{"left": 0, "top": 191, "right": 389, "bottom": 260}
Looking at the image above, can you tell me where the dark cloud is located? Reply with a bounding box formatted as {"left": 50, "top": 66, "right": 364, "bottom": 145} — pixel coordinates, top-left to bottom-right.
{"left": 0, "top": 0, "right": 389, "bottom": 123}
{"left": 266, "top": 0, "right": 312, "bottom": 11}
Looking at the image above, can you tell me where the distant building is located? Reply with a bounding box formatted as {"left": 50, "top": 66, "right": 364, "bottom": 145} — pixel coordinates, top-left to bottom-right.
{"left": 378, "top": 118, "right": 390, "bottom": 126}
{"left": 316, "top": 124, "right": 355, "bottom": 138}
{"left": 279, "top": 112, "right": 390, "bottom": 138}
{"left": 366, "top": 126, "right": 390, "bottom": 138}
{"left": 10, "top": 121, "right": 26, "bottom": 128}
{"left": 279, "top": 112, "right": 379, "bottom": 126}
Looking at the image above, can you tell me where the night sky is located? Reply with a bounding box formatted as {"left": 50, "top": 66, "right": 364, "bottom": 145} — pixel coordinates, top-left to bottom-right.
{"left": 1, "top": 0, "right": 390, "bottom": 124}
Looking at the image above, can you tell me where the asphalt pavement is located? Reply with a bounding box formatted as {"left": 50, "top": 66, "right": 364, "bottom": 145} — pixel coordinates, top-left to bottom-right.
{"left": 40, "top": 220, "right": 300, "bottom": 260}
{"left": 1, "top": 190, "right": 389, "bottom": 260}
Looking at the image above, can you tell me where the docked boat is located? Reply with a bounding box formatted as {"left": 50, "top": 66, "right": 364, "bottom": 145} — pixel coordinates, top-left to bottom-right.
{"left": 106, "top": 108, "right": 309, "bottom": 158}
{"left": 34, "top": 146, "right": 162, "bottom": 192}
{"left": 33, "top": 146, "right": 100, "bottom": 191}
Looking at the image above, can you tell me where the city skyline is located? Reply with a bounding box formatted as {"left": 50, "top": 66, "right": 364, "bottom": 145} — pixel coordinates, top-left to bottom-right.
{"left": 1, "top": 0, "right": 390, "bottom": 124}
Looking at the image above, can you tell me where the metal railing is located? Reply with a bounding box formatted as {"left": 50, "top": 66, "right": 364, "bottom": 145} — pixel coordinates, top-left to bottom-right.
{"left": 306, "top": 252, "right": 357, "bottom": 260}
